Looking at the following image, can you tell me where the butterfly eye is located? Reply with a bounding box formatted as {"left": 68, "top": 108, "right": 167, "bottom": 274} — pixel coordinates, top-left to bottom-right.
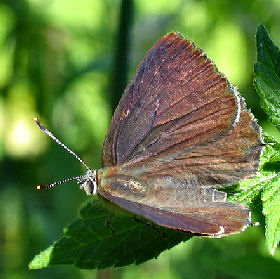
{"left": 78, "top": 170, "right": 98, "bottom": 195}
{"left": 78, "top": 179, "right": 97, "bottom": 195}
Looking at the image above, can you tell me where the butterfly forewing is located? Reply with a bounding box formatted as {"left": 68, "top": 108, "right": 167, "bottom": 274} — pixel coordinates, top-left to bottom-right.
{"left": 102, "top": 33, "right": 240, "bottom": 166}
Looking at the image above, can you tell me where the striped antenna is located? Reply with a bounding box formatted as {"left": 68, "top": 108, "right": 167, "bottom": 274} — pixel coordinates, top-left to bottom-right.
{"left": 36, "top": 176, "right": 81, "bottom": 190}
{"left": 34, "top": 118, "right": 94, "bottom": 191}
{"left": 34, "top": 118, "right": 90, "bottom": 171}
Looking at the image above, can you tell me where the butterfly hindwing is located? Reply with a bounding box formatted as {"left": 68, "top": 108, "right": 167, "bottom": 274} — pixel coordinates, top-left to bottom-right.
{"left": 98, "top": 186, "right": 249, "bottom": 236}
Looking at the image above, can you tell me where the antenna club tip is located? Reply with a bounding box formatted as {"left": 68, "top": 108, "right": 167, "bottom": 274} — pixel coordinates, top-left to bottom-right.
{"left": 36, "top": 185, "right": 41, "bottom": 190}
{"left": 34, "top": 117, "right": 39, "bottom": 123}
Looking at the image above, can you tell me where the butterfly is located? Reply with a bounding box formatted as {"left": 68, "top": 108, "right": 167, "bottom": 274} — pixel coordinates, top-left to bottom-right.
{"left": 35, "top": 32, "right": 263, "bottom": 237}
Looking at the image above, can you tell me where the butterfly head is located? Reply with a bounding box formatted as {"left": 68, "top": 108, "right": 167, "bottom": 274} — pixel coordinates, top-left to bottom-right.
{"left": 77, "top": 169, "right": 97, "bottom": 195}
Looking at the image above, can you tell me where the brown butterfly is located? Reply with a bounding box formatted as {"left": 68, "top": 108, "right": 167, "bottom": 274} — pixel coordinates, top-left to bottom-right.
{"left": 35, "top": 33, "right": 263, "bottom": 237}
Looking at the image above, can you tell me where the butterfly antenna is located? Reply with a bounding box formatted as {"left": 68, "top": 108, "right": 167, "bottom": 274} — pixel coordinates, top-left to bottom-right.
{"left": 34, "top": 118, "right": 90, "bottom": 171}
{"left": 36, "top": 176, "right": 80, "bottom": 190}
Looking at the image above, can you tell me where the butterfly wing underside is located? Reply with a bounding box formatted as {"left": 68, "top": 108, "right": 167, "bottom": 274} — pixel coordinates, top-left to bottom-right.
{"left": 100, "top": 33, "right": 263, "bottom": 236}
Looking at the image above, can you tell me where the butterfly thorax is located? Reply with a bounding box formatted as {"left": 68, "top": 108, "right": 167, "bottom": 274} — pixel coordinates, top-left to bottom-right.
{"left": 97, "top": 167, "right": 148, "bottom": 200}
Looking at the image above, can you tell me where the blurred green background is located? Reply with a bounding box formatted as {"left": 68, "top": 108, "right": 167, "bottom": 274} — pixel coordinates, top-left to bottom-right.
{"left": 1, "top": 0, "right": 280, "bottom": 278}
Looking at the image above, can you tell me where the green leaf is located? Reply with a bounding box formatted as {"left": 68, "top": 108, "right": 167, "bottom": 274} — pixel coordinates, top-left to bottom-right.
{"left": 262, "top": 134, "right": 280, "bottom": 165}
{"left": 29, "top": 246, "right": 54, "bottom": 269}
{"left": 228, "top": 134, "right": 280, "bottom": 205}
{"left": 262, "top": 174, "right": 280, "bottom": 254}
{"left": 245, "top": 135, "right": 280, "bottom": 254}
{"left": 259, "top": 135, "right": 280, "bottom": 254}
{"left": 254, "top": 25, "right": 280, "bottom": 253}
{"left": 29, "top": 198, "right": 190, "bottom": 269}
{"left": 240, "top": 133, "right": 280, "bottom": 255}
{"left": 228, "top": 134, "right": 280, "bottom": 255}
{"left": 254, "top": 25, "right": 280, "bottom": 130}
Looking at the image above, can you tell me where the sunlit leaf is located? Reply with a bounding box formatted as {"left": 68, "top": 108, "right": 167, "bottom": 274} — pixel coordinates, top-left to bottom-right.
{"left": 262, "top": 173, "right": 280, "bottom": 254}
{"left": 254, "top": 25, "right": 280, "bottom": 131}
{"left": 254, "top": 25, "right": 280, "bottom": 254}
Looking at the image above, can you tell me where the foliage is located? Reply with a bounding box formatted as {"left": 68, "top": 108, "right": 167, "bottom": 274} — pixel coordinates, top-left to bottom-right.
{"left": 254, "top": 25, "right": 280, "bottom": 130}
{"left": 253, "top": 25, "right": 280, "bottom": 254}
